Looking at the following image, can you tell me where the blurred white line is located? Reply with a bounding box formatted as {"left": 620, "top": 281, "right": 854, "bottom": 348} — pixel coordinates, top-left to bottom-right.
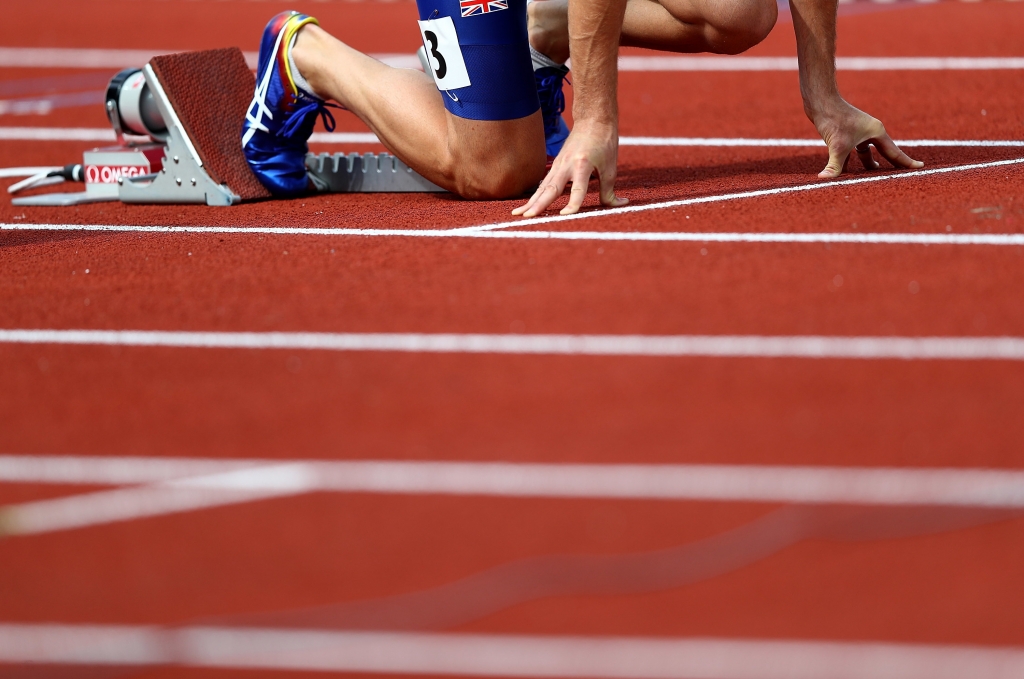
{"left": 0, "top": 48, "right": 415, "bottom": 70}
{"left": 618, "top": 56, "right": 1024, "bottom": 70}
{"left": 2, "top": 48, "right": 1021, "bottom": 71}
{"left": 2, "top": 624, "right": 1023, "bottom": 678}
{"left": 0, "top": 47, "right": 180, "bottom": 69}
{"left": 1, "top": 483, "right": 292, "bottom": 535}
{"left": 0, "top": 126, "right": 116, "bottom": 141}
{"left": 0, "top": 165, "right": 60, "bottom": 178}
{"left": 5, "top": 126, "right": 1022, "bottom": 148}
{"left": 0, "top": 455, "right": 258, "bottom": 484}
{"left": 2, "top": 223, "right": 1023, "bottom": 244}
{"left": 0, "top": 463, "right": 314, "bottom": 535}
{"left": 0, "top": 624, "right": 169, "bottom": 665}
{"left": 2, "top": 330, "right": 1024, "bottom": 359}
{"left": 3, "top": 457, "right": 1024, "bottom": 536}
{"left": 617, "top": 137, "right": 1024, "bottom": 147}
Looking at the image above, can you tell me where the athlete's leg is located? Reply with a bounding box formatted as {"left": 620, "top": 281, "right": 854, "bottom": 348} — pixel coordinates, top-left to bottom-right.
{"left": 528, "top": 0, "right": 777, "bottom": 61}
{"left": 292, "top": 25, "right": 545, "bottom": 199}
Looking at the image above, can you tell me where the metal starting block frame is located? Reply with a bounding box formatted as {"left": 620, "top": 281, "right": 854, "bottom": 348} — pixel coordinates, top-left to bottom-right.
{"left": 307, "top": 152, "right": 444, "bottom": 193}
{"left": 116, "top": 63, "right": 240, "bottom": 206}
{"left": 13, "top": 62, "right": 240, "bottom": 208}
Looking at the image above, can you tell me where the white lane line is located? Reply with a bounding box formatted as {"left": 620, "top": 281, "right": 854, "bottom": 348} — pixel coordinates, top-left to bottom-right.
{"left": 2, "top": 331, "right": 1024, "bottom": 360}
{"left": 0, "top": 127, "right": 380, "bottom": 144}
{"left": 0, "top": 623, "right": 170, "bottom": 665}
{"left": 617, "top": 137, "right": 1024, "bottom": 148}
{"left": 2, "top": 48, "right": 1021, "bottom": 71}
{"left": 0, "top": 165, "right": 60, "bottom": 178}
{"left": 0, "top": 126, "right": 116, "bottom": 141}
{"left": 2, "top": 624, "right": 1023, "bottom": 678}
{"left": 3, "top": 457, "right": 1024, "bottom": 536}
{"left": 5, "top": 126, "right": 1024, "bottom": 148}
{"left": 0, "top": 48, "right": 416, "bottom": 70}
{"left": 619, "top": 56, "right": 1024, "bottom": 71}
{"left": 0, "top": 455, "right": 262, "bottom": 485}
{"left": 3, "top": 222, "right": 1022, "bottom": 244}
{"left": 3, "top": 457, "right": 1023, "bottom": 506}
{"left": 456, "top": 156, "right": 1024, "bottom": 233}
{"left": 0, "top": 464, "right": 314, "bottom": 536}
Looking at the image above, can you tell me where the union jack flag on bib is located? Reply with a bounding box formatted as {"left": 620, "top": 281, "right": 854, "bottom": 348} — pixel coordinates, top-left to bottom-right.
{"left": 460, "top": 0, "right": 507, "bottom": 16}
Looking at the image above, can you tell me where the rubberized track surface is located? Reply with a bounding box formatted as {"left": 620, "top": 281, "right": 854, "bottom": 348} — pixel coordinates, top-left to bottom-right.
{"left": 1, "top": 0, "right": 1023, "bottom": 676}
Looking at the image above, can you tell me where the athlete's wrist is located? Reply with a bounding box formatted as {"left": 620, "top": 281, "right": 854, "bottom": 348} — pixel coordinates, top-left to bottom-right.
{"left": 567, "top": 116, "right": 618, "bottom": 141}
{"left": 801, "top": 87, "right": 846, "bottom": 120}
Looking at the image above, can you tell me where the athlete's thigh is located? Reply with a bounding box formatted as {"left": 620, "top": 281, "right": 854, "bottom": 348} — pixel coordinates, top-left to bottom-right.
{"left": 645, "top": 0, "right": 776, "bottom": 47}
{"left": 416, "top": 0, "right": 546, "bottom": 193}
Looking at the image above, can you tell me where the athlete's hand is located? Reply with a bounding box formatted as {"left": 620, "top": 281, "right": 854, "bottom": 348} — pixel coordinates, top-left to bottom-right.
{"left": 512, "top": 120, "right": 628, "bottom": 217}
{"left": 811, "top": 98, "right": 924, "bottom": 179}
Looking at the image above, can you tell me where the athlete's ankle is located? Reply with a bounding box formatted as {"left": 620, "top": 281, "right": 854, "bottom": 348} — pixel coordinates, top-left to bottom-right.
{"left": 289, "top": 25, "right": 326, "bottom": 99}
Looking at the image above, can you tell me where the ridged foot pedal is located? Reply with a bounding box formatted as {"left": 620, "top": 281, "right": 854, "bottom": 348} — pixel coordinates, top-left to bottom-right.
{"left": 306, "top": 152, "right": 445, "bottom": 193}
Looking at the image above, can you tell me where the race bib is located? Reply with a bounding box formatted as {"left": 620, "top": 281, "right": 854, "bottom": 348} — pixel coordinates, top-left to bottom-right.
{"left": 417, "top": 17, "right": 472, "bottom": 91}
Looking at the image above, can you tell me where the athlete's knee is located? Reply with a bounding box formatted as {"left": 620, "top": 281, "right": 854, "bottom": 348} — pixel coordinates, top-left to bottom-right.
{"left": 709, "top": 0, "right": 778, "bottom": 54}
{"left": 454, "top": 171, "right": 529, "bottom": 200}
{"left": 446, "top": 154, "right": 543, "bottom": 200}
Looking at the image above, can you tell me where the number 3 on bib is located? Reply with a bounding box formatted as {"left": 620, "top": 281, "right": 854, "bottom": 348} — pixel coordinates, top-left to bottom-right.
{"left": 417, "top": 17, "right": 472, "bottom": 91}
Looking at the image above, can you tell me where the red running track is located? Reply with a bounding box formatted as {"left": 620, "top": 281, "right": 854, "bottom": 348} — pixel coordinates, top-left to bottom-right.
{"left": 1, "top": 0, "right": 1024, "bottom": 676}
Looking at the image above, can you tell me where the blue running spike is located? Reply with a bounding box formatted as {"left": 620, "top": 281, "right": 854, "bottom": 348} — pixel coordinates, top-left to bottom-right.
{"left": 535, "top": 64, "right": 570, "bottom": 159}
{"left": 241, "top": 11, "right": 337, "bottom": 197}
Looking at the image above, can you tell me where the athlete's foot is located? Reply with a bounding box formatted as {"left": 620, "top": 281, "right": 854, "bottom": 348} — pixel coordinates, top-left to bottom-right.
{"left": 241, "top": 11, "right": 337, "bottom": 197}
{"left": 535, "top": 65, "right": 570, "bottom": 159}
{"left": 528, "top": 0, "right": 571, "bottom": 159}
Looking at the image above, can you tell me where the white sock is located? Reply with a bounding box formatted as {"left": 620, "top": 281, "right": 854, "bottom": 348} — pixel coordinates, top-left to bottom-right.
{"left": 530, "top": 44, "right": 567, "bottom": 71}
{"left": 288, "top": 34, "right": 320, "bottom": 99}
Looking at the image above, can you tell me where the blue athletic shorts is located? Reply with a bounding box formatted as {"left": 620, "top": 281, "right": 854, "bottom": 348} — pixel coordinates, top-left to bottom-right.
{"left": 416, "top": 0, "right": 539, "bottom": 121}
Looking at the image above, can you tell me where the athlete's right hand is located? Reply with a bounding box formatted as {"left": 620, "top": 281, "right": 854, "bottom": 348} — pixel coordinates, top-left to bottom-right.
{"left": 811, "top": 98, "right": 923, "bottom": 179}
{"left": 512, "top": 119, "right": 628, "bottom": 218}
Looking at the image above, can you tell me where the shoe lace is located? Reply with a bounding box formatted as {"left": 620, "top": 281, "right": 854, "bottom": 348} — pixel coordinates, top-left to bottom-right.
{"left": 278, "top": 97, "right": 340, "bottom": 139}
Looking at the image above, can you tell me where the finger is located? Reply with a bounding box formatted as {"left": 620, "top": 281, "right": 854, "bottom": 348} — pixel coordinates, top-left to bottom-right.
{"left": 512, "top": 164, "right": 562, "bottom": 215}
{"left": 512, "top": 186, "right": 542, "bottom": 216}
{"left": 512, "top": 186, "right": 544, "bottom": 216}
{"left": 520, "top": 167, "right": 573, "bottom": 217}
{"left": 819, "top": 147, "right": 851, "bottom": 179}
{"left": 598, "top": 167, "right": 628, "bottom": 209}
{"left": 872, "top": 135, "right": 924, "bottom": 170}
{"left": 856, "top": 143, "right": 879, "bottom": 171}
{"left": 519, "top": 181, "right": 567, "bottom": 217}
{"left": 514, "top": 165, "right": 569, "bottom": 216}
{"left": 559, "top": 160, "right": 597, "bottom": 215}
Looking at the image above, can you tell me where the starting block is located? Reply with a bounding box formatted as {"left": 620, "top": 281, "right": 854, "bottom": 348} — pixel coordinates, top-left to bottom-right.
{"left": 13, "top": 48, "right": 442, "bottom": 207}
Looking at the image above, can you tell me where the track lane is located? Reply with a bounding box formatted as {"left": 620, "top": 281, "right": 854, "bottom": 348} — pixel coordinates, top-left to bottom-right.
{"left": 1, "top": 347, "right": 1022, "bottom": 467}
{"left": 2, "top": 229, "right": 1023, "bottom": 335}
{"left": 1, "top": 494, "right": 1023, "bottom": 645}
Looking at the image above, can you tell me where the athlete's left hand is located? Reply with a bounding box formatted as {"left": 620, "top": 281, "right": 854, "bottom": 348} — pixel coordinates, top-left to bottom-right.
{"left": 811, "top": 98, "right": 924, "bottom": 179}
